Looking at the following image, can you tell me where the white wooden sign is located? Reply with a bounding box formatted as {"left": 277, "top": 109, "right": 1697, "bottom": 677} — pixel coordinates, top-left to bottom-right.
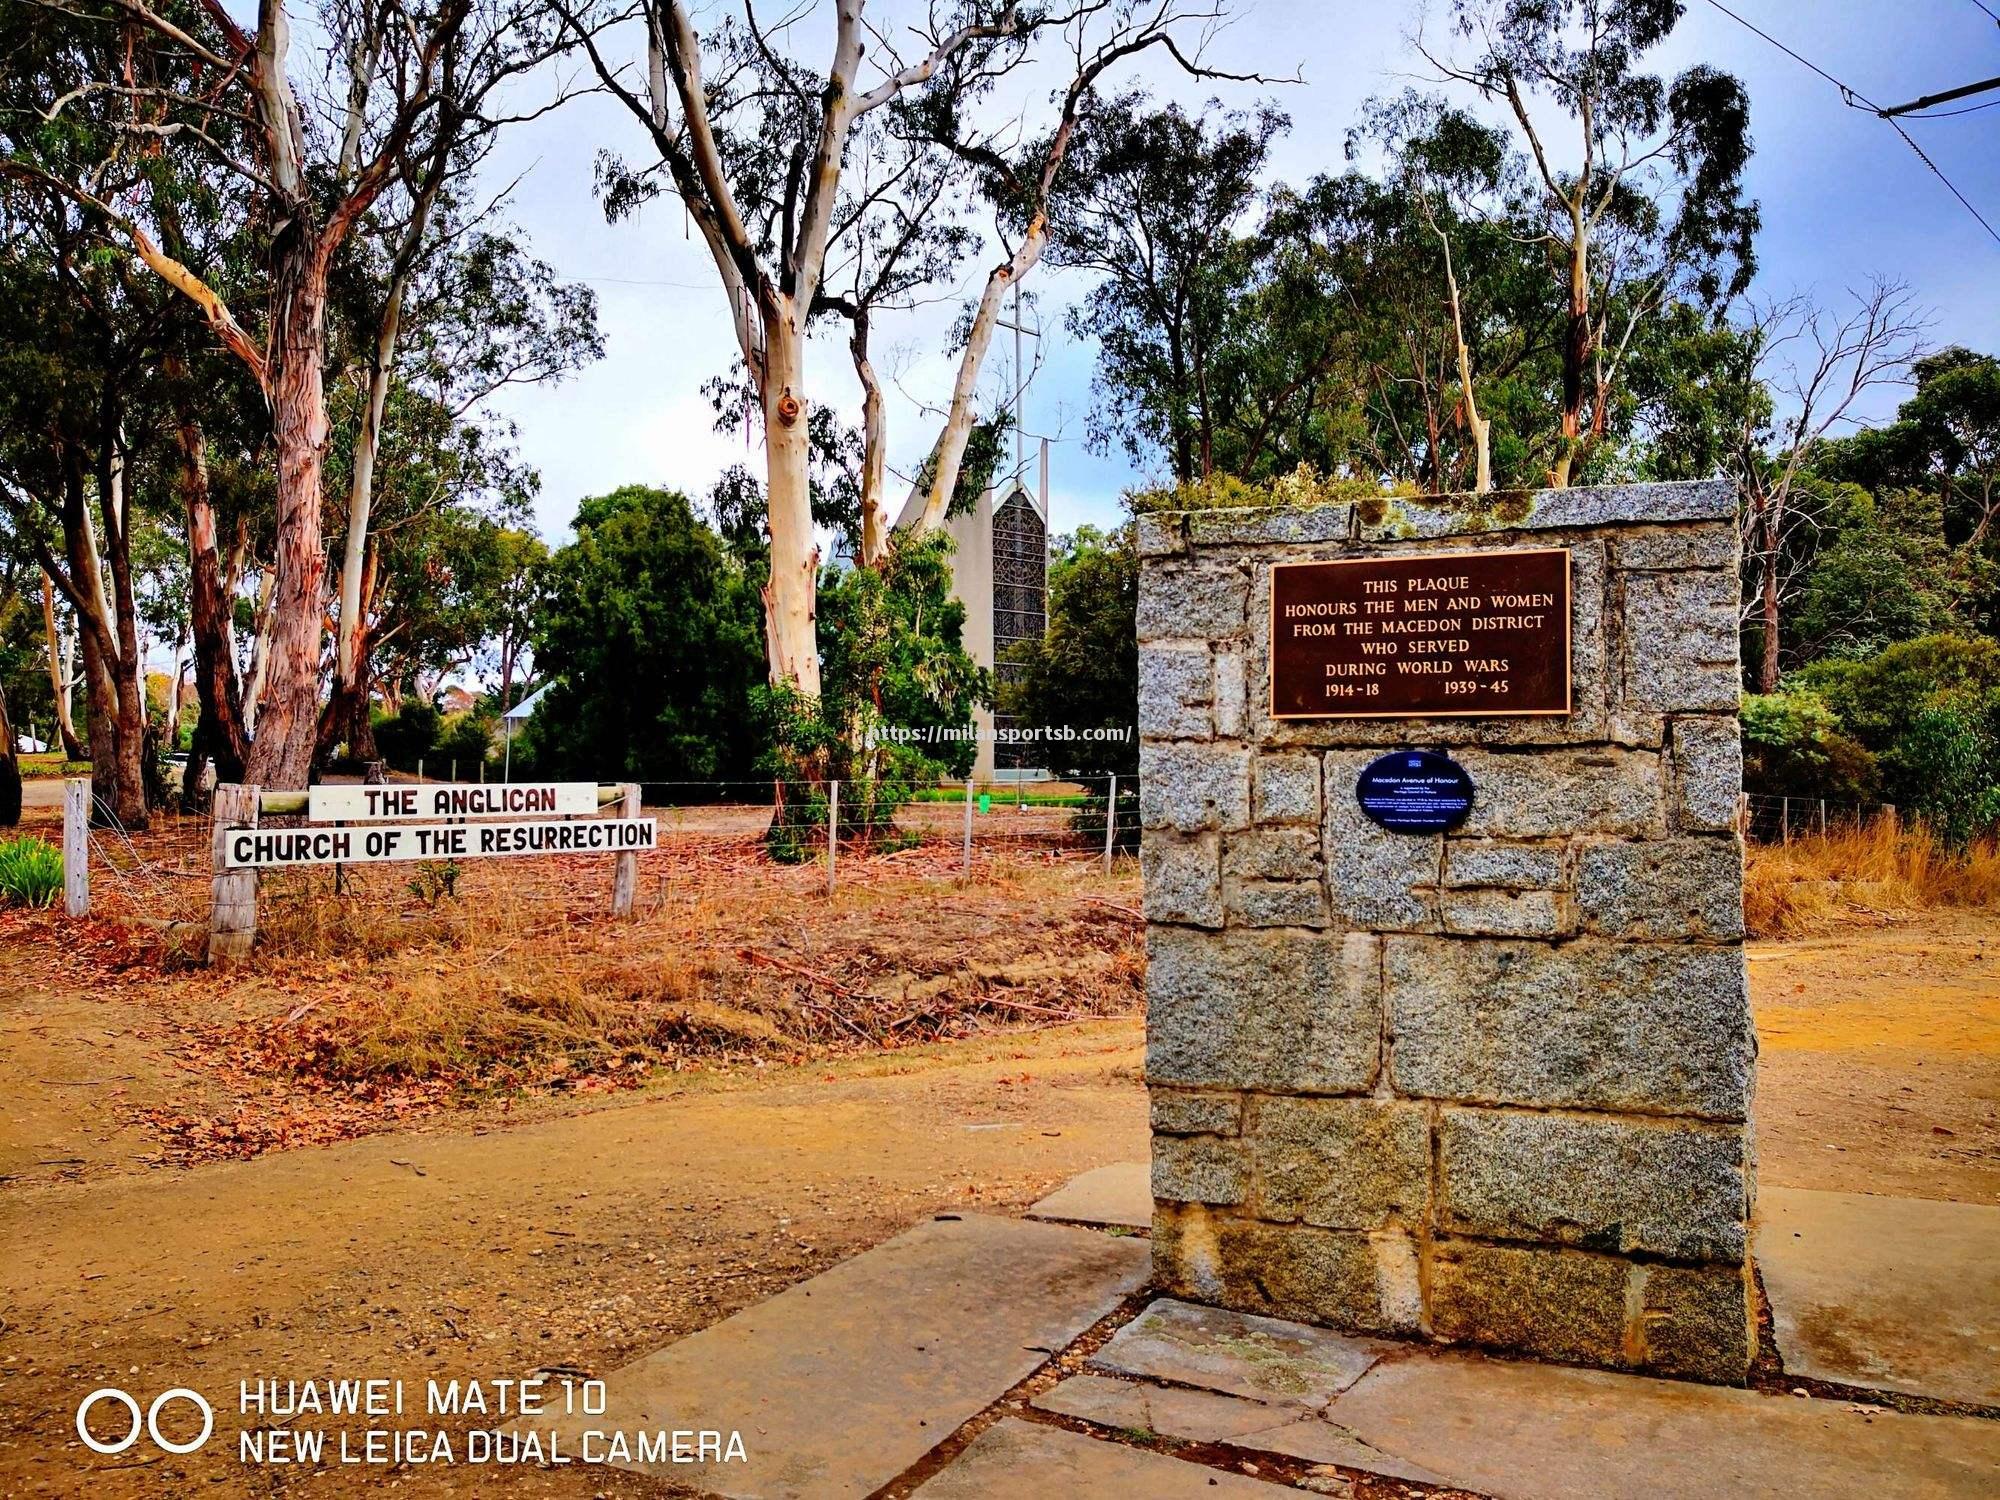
{"left": 307, "top": 781, "right": 601, "bottom": 822}
{"left": 226, "top": 817, "right": 657, "bottom": 869}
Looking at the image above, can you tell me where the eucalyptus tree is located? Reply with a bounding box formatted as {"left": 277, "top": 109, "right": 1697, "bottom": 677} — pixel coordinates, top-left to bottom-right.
{"left": 2, "top": 0, "right": 490, "bottom": 790}
{"left": 1425, "top": 0, "right": 1759, "bottom": 486}
{"left": 1043, "top": 93, "right": 1285, "bottom": 486}
{"left": 559, "top": 0, "right": 1268, "bottom": 727}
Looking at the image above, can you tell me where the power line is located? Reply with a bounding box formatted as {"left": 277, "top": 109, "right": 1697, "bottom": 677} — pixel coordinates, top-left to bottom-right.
{"left": 1966, "top": 0, "right": 1999, "bottom": 27}
{"left": 1698, "top": 0, "right": 2000, "bottom": 249}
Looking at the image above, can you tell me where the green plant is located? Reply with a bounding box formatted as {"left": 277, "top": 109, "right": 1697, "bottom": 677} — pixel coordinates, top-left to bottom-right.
{"left": 0, "top": 836, "right": 64, "bottom": 908}
{"left": 408, "top": 861, "right": 462, "bottom": 905}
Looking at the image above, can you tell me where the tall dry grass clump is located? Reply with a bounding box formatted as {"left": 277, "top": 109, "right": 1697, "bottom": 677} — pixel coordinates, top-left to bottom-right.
{"left": 1744, "top": 817, "right": 2000, "bottom": 937}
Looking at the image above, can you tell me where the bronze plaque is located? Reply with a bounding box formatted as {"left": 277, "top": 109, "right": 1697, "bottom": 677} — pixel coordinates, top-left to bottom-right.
{"left": 1270, "top": 547, "right": 1571, "bottom": 718}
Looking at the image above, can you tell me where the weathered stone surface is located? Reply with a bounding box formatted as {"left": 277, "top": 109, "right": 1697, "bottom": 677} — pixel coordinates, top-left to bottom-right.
{"left": 1149, "top": 927, "right": 1381, "bottom": 1094}
{"left": 1224, "top": 878, "right": 1327, "bottom": 928}
{"left": 1386, "top": 938, "right": 1752, "bottom": 1118}
{"left": 1621, "top": 569, "right": 1740, "bottom": 713}
{"left": 1577, "top": 836, "right": 1744, "bottom": 941}
{"left": 1430, "top": 1239, "right": 1630, "bottom": 1367}
{"left": 1351, "top": 480, "right": 1734, "bottom": 542}
{"left": 1250, "top": 1096, "right": 1429, "bottom": 1230}
{"left": 1759, "top": 1186, "right": 2000, "bottom": 1406}
{"left": 1640, "top": 1262, "right": 1754, "bottom": 1383}
{"left": 1440, "top": 887, "right": 1573, "bottom": 938}
{"left": 1215, "top": 647, "right": 1248, "bottom": 738}
{"left": 1614, "top": 525, "right": 1737, "bottom": 571}
{"left": 1142, "top": 833, "right": 1222, "bottom": 928}
{"left": 1187, "top": 503, "right": 1355, "bottom": 547}
{"left": 1438, "top": 1108, "right": 1748, "bottom": 1261}
{"left": 1026, "top": 1162, "right": 1152, "bottom": 1229}
{"left": 1138, "top": 564, "right": 1249, "bottom": 642}
{"left": 914, "top": 1418, "right": 1290, "bottom": 1499}
{"left": 569, "top": 1214, "right": 1148, "bottom": 1496}
{"left": 1323, "top": 1345, "right": 2000, "bottom": 1500}
{"left": 1224, "top": 827, "right": 1321, "bottom": 881}
{"left": 1253, "top": 752, "right": 1322, "bottom": 825}
{"left": 1138, "top": 644, "right": 1213, "bottom": 739}
{"left": 1033, "top": 1374, "right": 1453, "bottom": 1483}
{"left": 1324, "top": 752, "right": 1440, "bottom": 930}
{"left": 1136, "top": 513, "right": 1188, "bottom": 557}
{"left": 1442, "top": 839, "right": 1566, "bottom": 889}
{"left": 1155, "top": 1205, "right": 1423, "bottom": 1337}
{"left": 1089, "top": 1298, "right": 1392, "bottom": 1406}
{"left": 1155, "top": 1134, "right": 1249, "bottom": 1206}
{"left": 1141, "top": 742, "right": 1251, "bottom": 832}
{"left": 1453, "top": 747, "right": 1666, "bottom": 838}
{"left": 1152, "top": 1091, "right": 1244, "bottom": 1137}
{"left": 1670, "top": 715, "right": 1742, "bottom": 833}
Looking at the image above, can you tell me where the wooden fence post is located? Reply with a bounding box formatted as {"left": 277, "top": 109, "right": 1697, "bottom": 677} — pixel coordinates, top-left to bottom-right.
{"left": 962, "top": 779, "right": 974, "bottom": 880}
{"left": 208, "top": 783, "right": 260, "bottom": 964}
{"left": 611, "top": 782, "right": 641, "bottom": 918}
{"left": 1103, "top": 774, "right": 1117, "bottom": 871}
{"left": 62, "top": 777, "right": 88, "bottom": 918}
{"left": 826, "top": 780, "right": 839, "bottom": 896}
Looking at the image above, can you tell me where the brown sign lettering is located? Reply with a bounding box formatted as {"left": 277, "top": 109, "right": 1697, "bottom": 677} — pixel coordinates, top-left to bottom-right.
{"left": 1270, "top": 548, "right": 1571, "bottom": 718}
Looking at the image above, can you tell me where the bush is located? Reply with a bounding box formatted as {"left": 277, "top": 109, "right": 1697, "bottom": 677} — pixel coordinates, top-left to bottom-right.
{"left": 1127, "top": 464, "right": 1413, "bottom": 515}
{"left": 373, "top": 704, "right": 442, "bottom": 772}
{"left": 0, "top": 836, "right": 63, "bottom": 907}
{"left": 1740, "top": 691, "right": 1879, "bottom": 801}
{"left": 436, "top": 712, "right": 496, "bottom": 770}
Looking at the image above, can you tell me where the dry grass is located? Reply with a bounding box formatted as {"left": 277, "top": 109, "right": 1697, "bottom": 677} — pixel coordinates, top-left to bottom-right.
{"left": 19, "top": 799, "right": 1144, "bottom": 1128}
{"left": 1745, "top": 819, "right": 2000, "bottom": 937}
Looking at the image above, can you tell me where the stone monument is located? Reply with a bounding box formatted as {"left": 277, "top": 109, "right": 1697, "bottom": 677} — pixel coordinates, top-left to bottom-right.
{"left": 1138, "top": 480, "right": 1753, "bottom": 1383}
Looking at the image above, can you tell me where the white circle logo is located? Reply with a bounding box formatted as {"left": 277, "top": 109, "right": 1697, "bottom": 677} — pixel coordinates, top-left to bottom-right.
{"left": 76, "top": 1387, "right": 213, "bottom": 1455}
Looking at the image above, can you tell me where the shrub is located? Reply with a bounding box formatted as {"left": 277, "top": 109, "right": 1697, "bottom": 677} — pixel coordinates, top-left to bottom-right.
{"left": 373, "top": 704, "right": 442, "bottom": 771}
{"left": 0, "top": 836, "right": 63, "bottom": 907}
{"left": 1740, "top": 690, "right": 1879, "bottom": 801}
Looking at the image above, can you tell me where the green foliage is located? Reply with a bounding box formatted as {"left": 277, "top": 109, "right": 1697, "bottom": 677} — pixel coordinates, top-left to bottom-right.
{"left": 1740, "top": 691, "right": 1878, "bottom": 802}
{"left": 759, "top": 531, "right": 987, "bottom": 859}
{"left": 1887, "top": 706, "right": 1992, "bottom": 848}
{"left": 998, "top": 525, "right": 1139, "bottom": 783}
{"left": 1790, "top": 634, "right": 2000, "bottom": 748}
{"left": 1127, "top": 466, "right": 1413, "bottom": 515}
{"left": 519, "top": 485, "right": 766, "bottom": 784}
{"left": 373, "top": 703, "right": 443, "bottom": 772}
{"left": 0, "top": 835, "right": 62, "bottom": 907}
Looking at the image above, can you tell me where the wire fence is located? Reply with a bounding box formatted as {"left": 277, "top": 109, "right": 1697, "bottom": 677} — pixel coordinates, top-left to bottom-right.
{"left": 1738, "top": 792, "right": 1898, "bottom": 845}
{"left": 33, "top": 775, "right": 1142, "bottom": 963}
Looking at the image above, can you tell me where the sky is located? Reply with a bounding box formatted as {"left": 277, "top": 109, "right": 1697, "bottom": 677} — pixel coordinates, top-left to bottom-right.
{"left": 478, "top": 0, "right": 2000, "bottom": 548}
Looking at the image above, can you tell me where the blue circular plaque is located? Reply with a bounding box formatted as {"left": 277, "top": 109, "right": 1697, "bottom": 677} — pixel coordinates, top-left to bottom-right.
{"left": 1355, "top": 750, "right": 1474, "bottom": 834}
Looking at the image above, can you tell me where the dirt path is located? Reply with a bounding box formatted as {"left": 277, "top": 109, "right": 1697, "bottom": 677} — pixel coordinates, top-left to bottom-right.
{"left": 1750, "top": 913, "right": 2000, "bottom": 1203}
{"left": 0, "top": 914, "right": 1995, "bottom": 1496}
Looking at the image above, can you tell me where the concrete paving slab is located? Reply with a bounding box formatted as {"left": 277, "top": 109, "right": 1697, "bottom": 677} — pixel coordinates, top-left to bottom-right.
{"left": 1091, "top": 1297, "right": 1394, "bottom": 1406}
{"left": 1758, "top": 1186, "right": 2000, "bottom": 1406}
{"left": 1325, "top": 1350, "right": 2000, "bottom": 1500}
{"left": 1035, "top": 1373, "right": 1452, "bottom": 1483}
{"left": 566, "top": 1214, "right": 1148, "bottom": 1498}
{"left": 1024, "top": 1160, "right": 1151, "bottom": 1228}
{"left": 912, "top": 1417, "right": 1291, "bottom": 1497}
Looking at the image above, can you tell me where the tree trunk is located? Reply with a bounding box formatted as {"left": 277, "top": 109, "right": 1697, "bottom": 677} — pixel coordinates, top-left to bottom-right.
{"left": 759, "top": 309, "right": 822, "bottom": 700}
{"left": 40, "top": 574, "right": 84, "bottom": 760}
{"left": 1757, "top": 494, "right": 1782, "bottom": 694}
{"left": 851, "top": 310, "right": 890, "bottom": 568}
{"left": 1551, "top": 217, "right": 1590, "bottom": 489}
{"left": 242, "top": 568, "right": 277, "bottom": 739}
{"left": 244, "top": 241, "right": 332, "bottom": 790}
{"left": 60, "top": 452, "right": 146, "bottom": 828}
{"left": 913, "top": 225, "right": 1049, "bottom": 533}
{"left": 173, "top": 391, "right": 251, "bottom": 785}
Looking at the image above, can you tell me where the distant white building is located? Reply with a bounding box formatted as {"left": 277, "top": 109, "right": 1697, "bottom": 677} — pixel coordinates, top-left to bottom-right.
{"left": 893, "top": 442, "right": 1050, "bottom": 781}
